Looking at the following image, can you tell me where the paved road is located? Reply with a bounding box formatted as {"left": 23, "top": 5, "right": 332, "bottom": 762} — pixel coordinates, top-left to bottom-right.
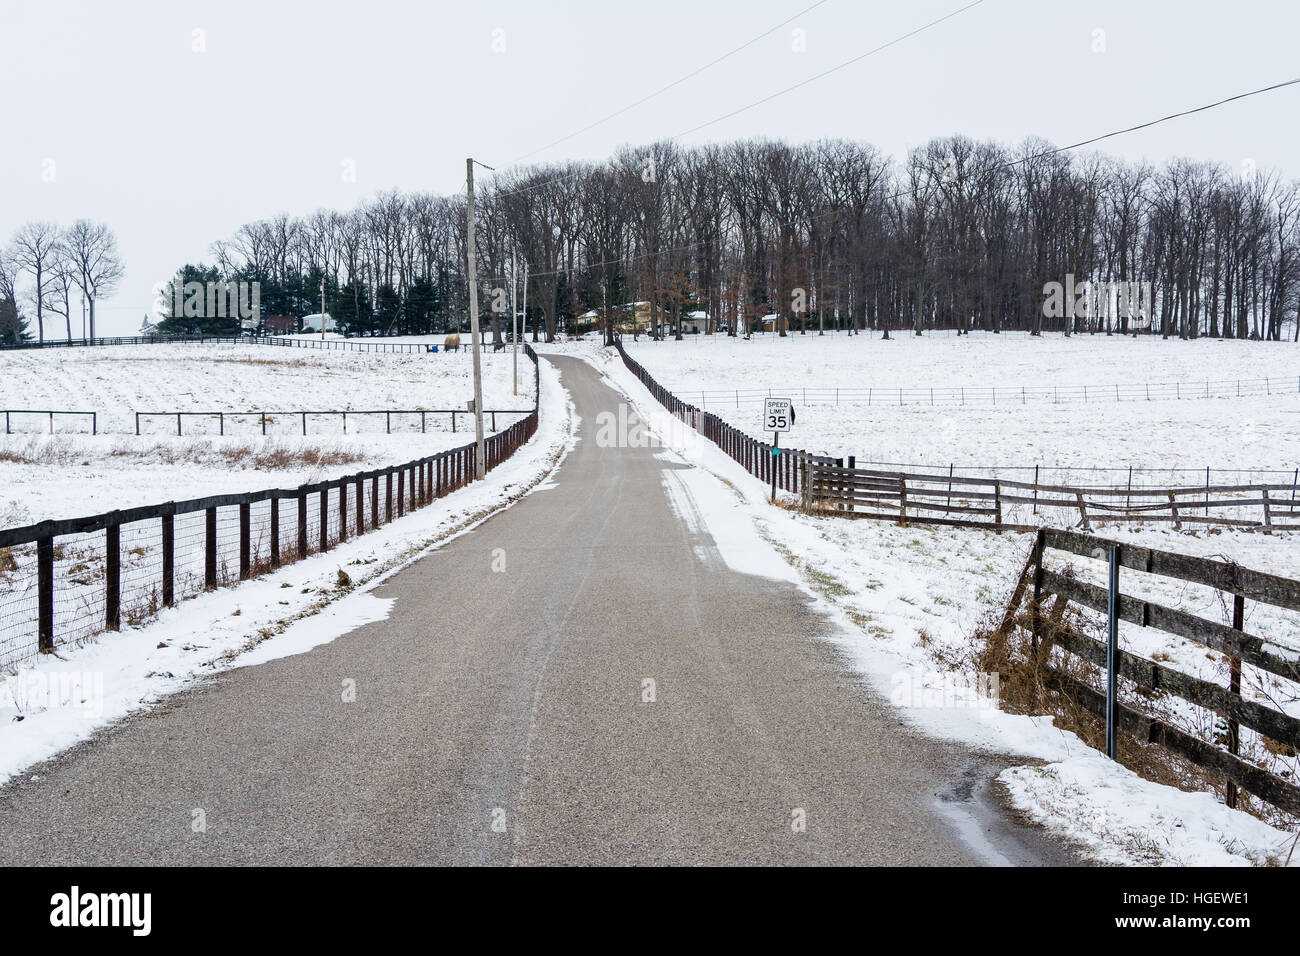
{"left": 0, "top": 357, "right": 1075, "bottom": 865}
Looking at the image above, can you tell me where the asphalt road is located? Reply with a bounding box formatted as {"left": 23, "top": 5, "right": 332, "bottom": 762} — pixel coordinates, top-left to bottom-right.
{"left": 0, "top": 356, "right": 1076, "bottom": 865}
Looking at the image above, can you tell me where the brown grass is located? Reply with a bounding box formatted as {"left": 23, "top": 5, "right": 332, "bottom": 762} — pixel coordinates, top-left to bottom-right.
{"left": 970, "top": 572, "right": 1297, "bottom": 829}
{"left": 0, "top": 437, "right": 363, "bottom": 470}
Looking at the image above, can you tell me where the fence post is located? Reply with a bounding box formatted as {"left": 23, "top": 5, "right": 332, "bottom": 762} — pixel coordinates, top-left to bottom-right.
{"left": 386, "top": 472, "right": 393, "bottom": 522}
{"left": 898, "top": 475, "right": 908, "bottom": 526}
{"left": 205, "top": 506, "right": 218, "bottom": 588}
{"left": 1227, "top": 593, "right": 1245, "bottom": 808}
{"left": 994, "top": 481, "right": 1002, "bottom": 531}
{"left": 162, "top": 509, "right": 175, "bottom": 605}
{"left": 397, "top": 469, "right": 405, "bottom": 517}
{"left": 238, "top": 502, "right": 251, "bottom": 579}
{"left": 356, "top": 478, "right": 365, "bottom": 533}
{"left": 371, "top": 475, "right": 379, "bottom": 527}
{"left": 339, "top": 481, "right": 348, "bottom": 542}
{"left": 270, "top": 497, "right": 280, "bottom": 569}
{"left": 104, "top": 519, "right": 120, "bottom": 630}
{"left": 1105, "top": 544, "right": 1120, "bottom": 760}
{"left": 37, "top": 528, "right": 54, "bottom": 651}
{"left": 319, "top": 487, "right": 329, "bottom": 552}
{"left": 298, "top": 491, "right": 308, "bottom": 558}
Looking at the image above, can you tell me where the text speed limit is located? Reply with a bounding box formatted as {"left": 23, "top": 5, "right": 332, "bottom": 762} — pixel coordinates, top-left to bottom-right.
{"left": 763, "top": 398, "right": 794, "bottom": 433}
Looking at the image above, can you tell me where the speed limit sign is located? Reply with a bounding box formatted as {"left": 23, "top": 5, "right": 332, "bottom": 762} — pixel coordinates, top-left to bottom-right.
{"left": 763, "top": 397, "right": 794, "bottom": 432}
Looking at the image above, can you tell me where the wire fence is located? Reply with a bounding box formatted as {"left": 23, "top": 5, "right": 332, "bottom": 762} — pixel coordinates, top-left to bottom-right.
{"left": 663, "top": 376, "right": 1300, "bottom": 408}
{"left": 0, "top": 346, "right": 541, "bottom": 673}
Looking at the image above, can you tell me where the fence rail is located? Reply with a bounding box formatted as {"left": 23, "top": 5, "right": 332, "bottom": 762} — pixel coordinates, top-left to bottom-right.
{"left": 1000, "top": 528, "right": 1300, "bottom": 815}
{"left": 0, "top": 346, "right": 541, "bottom": 673}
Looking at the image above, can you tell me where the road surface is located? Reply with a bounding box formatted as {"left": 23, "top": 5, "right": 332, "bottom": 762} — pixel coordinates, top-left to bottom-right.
{"left": 0, "top": 356, "right": 1076, "bottom": 865}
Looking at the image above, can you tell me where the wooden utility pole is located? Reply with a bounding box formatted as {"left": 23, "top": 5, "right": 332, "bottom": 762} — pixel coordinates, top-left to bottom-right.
{"left": 466, "top": 157, "right": 489, "bottom": 479}
{"left": 511, "top": 255, "right": 518, "bottom": 396}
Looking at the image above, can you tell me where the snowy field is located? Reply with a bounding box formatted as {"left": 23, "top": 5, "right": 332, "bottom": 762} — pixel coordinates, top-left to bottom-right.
{"left": 622, "top": 332, "right": 1300, "bottom": 477}
{"left": 0, "top": 342, "right": 536, "bottom": 525}
{"left": 587, "top": 342, "right": 1300, "bottom": 866}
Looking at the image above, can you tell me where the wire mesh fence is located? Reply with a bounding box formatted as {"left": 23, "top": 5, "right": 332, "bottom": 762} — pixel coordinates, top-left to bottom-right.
{"left": 0, "top": 346, "right": 540, "bottom": 673}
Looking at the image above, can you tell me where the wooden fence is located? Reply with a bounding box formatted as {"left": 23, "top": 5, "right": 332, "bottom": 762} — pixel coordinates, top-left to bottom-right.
{"left": 802, "top": 461, "right": 1300, "bottom": 532}
{"left": 999, "top": 528, "right": 1300, "bottom": 815}
{"left": 0, "top": 347, "right": 541, "bottom": 672}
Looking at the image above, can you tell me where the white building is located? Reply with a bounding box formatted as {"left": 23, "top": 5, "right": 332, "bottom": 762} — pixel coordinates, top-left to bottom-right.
{"left": 300, "top": 313, "right": 337, "bottom": 333}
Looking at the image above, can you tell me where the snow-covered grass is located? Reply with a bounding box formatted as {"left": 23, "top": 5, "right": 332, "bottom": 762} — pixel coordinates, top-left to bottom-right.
{"left": 583, "top": 341, "right": 1300, "bottom": 866}
{"left": 622, "top": 332, "right": 1300, "bottom": 475}
{"left": 0, "top": 356, "right": 575, "bottom": 787}
{"left": 0, "top": 342, "right": 537, "bottom": 526}
{"left": 0, "top": 342, "right": 533, "bottom": 433}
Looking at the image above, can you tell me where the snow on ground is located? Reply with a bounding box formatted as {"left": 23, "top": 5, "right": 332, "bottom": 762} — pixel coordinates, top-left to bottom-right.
{"left": 581, "top": 341, "right": 1300, "bottom": 866}
{"left": 0, "top": 341, "right": 536, "bottom": 525}
{"left": 0, "top": 356, "right": 576, "bottom": 787}
{"left": 0, "top": 341, "right": 533, "bottom": 434}
{"left": 623, "top": 332, "right": 1300, "bottom": 476}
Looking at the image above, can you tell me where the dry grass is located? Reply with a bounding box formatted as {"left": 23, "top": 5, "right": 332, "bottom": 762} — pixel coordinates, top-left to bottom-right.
{"left": 970, "top": 570, "right": 1299, "bottom": 829}
{"left": 0, "top": 437, "right": 364, "bottom": 470}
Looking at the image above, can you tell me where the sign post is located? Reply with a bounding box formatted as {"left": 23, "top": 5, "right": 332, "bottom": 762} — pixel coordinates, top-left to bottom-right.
{"left": 763, "top": 397, "right": 794, "bottom": 503}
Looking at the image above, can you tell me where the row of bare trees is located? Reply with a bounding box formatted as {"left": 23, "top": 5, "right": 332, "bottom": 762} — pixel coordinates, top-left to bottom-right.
{"left": 192, "top": 137, "right": 1300, "bottom": 343}
{"left": 1, "top": 221, "right": 124, "bottom": 343}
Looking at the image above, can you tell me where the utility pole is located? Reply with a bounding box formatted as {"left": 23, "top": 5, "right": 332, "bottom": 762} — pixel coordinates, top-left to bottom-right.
{"left": 320, "top": 277, "right": 326, "bottom": 341}
{"left": 465, "top": 157, "right": 492, "bottom": 480}
{"left": 522, "top": 261, "right": 529, "bottom": 345}
{"left": 511, "top": 255, "right": 518, "bottom": 396}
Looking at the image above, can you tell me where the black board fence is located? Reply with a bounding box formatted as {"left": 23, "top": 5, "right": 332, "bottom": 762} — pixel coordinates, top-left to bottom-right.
{"left": 0, "top": 346, "right": 540, "bottom": 672}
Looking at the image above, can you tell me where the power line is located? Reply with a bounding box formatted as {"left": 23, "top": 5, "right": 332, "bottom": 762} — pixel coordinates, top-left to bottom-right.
{"left": 501, "top": 75, "right": 1300, "bottom": 281}
{"left": 508, "top": 0, "right": 834, "bottom": 165}
{"left": 672, "top": 0, "right": 986, "bottom": 140}
{"left": 489, "top": 0, "right": 986, "bottom": 203}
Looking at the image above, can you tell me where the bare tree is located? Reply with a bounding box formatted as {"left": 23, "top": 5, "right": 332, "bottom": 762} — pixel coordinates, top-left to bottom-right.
{"left": 8, "top": 221, "right": 61, "bottom": 343}
{"left": 64, "top": 219, "right": 124, "bottom": 340}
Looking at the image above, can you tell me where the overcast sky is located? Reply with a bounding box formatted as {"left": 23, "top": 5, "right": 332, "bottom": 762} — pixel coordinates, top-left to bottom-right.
{"left": 3, "top": 0, "right": 1298, "bottom": 335}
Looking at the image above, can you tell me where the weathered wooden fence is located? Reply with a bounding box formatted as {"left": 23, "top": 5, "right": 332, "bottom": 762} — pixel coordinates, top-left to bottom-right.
{"left": 801, "top": 461, "right": 1300, "bottom": 532}
{"left": 999, "top": 528, "right": 1300, "bottom": 814}
{"left": 0, "top": 347, "right": 541, "bottom": 672}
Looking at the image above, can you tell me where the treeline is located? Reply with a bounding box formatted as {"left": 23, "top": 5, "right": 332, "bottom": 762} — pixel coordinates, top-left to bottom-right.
{"left": 170, "top": 137, "right": 1300, "bottom": 342}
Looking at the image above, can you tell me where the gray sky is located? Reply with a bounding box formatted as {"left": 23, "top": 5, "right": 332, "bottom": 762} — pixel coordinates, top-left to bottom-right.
{"left": 4, "top": 0, "right": 1298, "bottom": 335}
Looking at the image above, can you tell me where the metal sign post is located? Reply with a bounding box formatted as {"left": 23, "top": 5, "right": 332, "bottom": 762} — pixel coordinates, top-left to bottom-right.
{"left": 763, "top": 397, "right": 794, "bottom": 503}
